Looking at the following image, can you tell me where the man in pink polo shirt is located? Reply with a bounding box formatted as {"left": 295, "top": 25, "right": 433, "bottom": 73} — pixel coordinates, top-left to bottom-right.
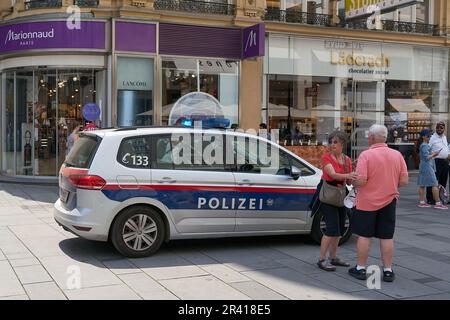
{"left": 349, "top": 124, "right": 409, "bottom": 283}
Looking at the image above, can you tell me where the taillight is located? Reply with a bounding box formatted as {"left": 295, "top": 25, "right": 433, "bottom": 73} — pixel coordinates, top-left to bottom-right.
{"left": 69, "top": 175, "right": 106, "bottom": 190}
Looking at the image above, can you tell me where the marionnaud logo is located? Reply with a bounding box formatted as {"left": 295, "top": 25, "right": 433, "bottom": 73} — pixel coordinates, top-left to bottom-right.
{"left": 4, "top": 28, "right": 55, "bottom": 46}
{"left": 245, "top": 29, "right": 257, "bottom": 52}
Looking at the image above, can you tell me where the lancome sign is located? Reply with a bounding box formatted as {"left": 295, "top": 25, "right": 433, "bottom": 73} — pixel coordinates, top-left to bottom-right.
{"left": 0, "top": 21, "right": 106, "bottom": 54}
{"left": 117, "top": 57, "right": 153, "bottom": 91}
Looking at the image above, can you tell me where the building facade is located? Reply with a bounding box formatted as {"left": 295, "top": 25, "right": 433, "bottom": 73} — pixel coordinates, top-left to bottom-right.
{"left": 1, "top": 0, "right": 450, "bottom": 180}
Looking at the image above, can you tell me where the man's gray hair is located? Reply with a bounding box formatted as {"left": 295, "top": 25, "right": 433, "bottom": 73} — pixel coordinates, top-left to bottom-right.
{"left": 369, "top": 124, "right": 388, "bottom": 142}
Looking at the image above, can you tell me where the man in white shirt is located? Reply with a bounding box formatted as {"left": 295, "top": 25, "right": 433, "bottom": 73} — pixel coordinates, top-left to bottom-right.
{"left": 427, "top": 121, "right": 449, "bottom": 204}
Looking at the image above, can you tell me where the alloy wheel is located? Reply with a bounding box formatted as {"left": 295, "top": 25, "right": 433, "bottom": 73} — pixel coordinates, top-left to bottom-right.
{"left": 122, "top": 214, "right": 158, "bottom": 251}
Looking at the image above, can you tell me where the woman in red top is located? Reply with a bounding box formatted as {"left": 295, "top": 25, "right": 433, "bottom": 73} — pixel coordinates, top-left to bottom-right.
{"left": 318, "top": 130, "right": 358, "bottom": 271}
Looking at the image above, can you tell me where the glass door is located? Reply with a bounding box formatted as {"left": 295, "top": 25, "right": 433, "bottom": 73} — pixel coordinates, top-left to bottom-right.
{"left": 344, "top": 79, "right": 385, "bottom": 160}
{"left": 34, "top": 70, "right": 57, "bottom": 176}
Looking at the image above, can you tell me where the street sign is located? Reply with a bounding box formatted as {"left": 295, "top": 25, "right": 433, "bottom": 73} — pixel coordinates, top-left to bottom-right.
{"left": 82, "top": 103, "right": 101, "bottom": 121}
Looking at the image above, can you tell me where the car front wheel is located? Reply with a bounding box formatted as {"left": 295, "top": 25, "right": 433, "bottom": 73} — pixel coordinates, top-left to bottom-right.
{"left": 111, "top": 206, "right": 165, "bottom": 258}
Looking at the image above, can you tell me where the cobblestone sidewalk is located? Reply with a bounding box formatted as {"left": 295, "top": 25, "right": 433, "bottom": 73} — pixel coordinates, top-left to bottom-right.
{"left": 1, "top": 177, "right": 450, "bottom": 300}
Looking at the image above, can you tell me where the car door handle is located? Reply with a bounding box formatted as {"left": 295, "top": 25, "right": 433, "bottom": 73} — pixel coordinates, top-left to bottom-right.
{"left": 158, "top": 177, "right": 177, "bottom": 183}
{"left": 237, "top": 179, "right": 253, "bottom": 186}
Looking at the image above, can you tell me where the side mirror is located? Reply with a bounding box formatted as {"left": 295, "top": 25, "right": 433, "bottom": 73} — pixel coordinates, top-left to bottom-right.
{"left": 291, "top": 166, "right": 301, "bottom": 180}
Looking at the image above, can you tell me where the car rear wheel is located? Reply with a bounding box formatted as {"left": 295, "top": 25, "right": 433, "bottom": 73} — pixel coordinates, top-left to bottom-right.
{"left": 111, "top": 206, "right": 165, "bottom": 258}
{"left": 310, "top": 208, "right": 352, "bottom": 245}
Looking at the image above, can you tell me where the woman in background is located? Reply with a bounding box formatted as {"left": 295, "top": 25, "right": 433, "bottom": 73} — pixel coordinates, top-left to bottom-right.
{"left": 417, "top": 129, "right": 447, "bottom": 209}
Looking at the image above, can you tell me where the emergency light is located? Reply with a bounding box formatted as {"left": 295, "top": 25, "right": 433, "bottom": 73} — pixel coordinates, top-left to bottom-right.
{"left": 179, "top": 117, "right": 230, "bottom": 129}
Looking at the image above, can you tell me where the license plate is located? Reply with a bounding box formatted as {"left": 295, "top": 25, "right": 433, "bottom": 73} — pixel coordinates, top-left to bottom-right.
{"left": 60, "top": 189, "right": 69, "bottom": 203}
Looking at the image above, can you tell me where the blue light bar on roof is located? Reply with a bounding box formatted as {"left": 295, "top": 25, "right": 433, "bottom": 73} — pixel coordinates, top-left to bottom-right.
{"left": 179, "top": 118, "right": 230, "bottom": 129}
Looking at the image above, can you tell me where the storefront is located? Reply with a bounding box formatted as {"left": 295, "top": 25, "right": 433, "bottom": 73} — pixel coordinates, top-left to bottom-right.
{"left": 263, "top": 35, "right": 449, "bottom": 169}
{"left": 112, "top": 21, "right": 250, "bottom": 127}
{"left": 0, "top": 19, "right": 264, "bottom": 179}
{"left": 0, "top": 20, "right": 108, "bottom": 178}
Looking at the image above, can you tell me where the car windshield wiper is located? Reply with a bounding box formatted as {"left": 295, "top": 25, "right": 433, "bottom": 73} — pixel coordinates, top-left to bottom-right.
{"left": 64, "top": 162, "right": 76, "bottom": 168}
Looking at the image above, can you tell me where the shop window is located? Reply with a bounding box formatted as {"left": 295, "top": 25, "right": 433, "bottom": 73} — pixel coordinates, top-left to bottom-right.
{"left": 162, "top": 57, "right": 239, "bottom": 126}
{"left": 117, "top": 57, "right": 154, "bottom": 127}
{"left": 1, "top": 68, "right": 105, "bottom": 178}
{"left": 268, "top": 74, "right": 338, "bottom": 147}
{"left": 2, "top": 73, "right": 15, "bottom": 176}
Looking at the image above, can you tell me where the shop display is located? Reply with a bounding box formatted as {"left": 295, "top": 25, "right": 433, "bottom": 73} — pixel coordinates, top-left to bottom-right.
{"left": 407, "top": 112, "right": 431, "bottom": 141}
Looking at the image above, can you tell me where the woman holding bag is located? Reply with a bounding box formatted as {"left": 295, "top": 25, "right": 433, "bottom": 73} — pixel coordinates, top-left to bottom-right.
{"left": 317, "top": 130, "right": 358, "bottom": 271}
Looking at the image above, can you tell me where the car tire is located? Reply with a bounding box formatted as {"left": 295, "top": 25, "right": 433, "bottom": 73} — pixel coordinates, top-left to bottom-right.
{"left": 111, "top": 206, "right": 165, "bottom": 258}
{"left": 310, "top": 208, "right": 352, "bottom": 245}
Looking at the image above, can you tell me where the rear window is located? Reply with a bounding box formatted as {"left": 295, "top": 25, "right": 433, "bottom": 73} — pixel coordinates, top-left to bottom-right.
{"left": 117, "top": 136, "right": 152, "bottom": 169}
{"left": 65, "top": 135, "right": 101, "bottom": 168}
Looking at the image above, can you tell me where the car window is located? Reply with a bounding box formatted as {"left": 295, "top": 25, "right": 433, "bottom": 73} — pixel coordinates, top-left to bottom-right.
{"left": 117, "top": 136, "right": 151, "bottom": 169}
{"left": 65, "top": 135, "right": 101, "bottom": 169}
{"left": 233, "top": 136, "right": 290, "bottom": 175}
{"left": 288, "top": 153, "right": 316, "bottom": 176}
{"left": 153, "top": 135, "right": 174, "bottom": 169}
{"left": 152, "top": 133, "right": 225, "bottom": 171}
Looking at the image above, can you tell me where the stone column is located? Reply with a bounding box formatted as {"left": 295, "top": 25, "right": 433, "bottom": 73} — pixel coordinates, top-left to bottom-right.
{"left": 435, "top": 0, "right": 450, "bottom": 37}
{"left": 239, "top": 57, "right": 264, "bottom": 131}
{"left": 328, "top": 0, "right": 340, "bottom": 25}
{"left": 14, "top": 0, "right": 25, "bottom": 12}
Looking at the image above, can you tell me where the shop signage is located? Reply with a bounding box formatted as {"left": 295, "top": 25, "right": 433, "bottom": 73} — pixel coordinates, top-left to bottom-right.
{"left": 117, "top": 57, "right": 153, "bottom": 91}
{"left": 115, "top": 21, "right": 156, "bottom": 53}
{"left": 242, "top": 23, "right": 265, "bottom": 59}
{"left": 159, "top": 23, "right": 265, "bottom": 60}
{"left": 331, "top": 51, "right": 390, "bottom": 68}
{"left": 198, "top": 59, "right": 238, "bottom": 74}
{"left": 324, "top": 40, "right": 363, "bottom": 51}
{"left": 159, "top": 23, "right": 242, "bottom": 60}
{"left": 0, "top": 21, "right": 106, "bottom": 54}
{"left": 305, "top": 86, "right": 319, "bottom": 97}
{"left": 82, "top": 103, "right": 101, "bottom": 121}
{"left": 345, "top": 0, "right": 418, "bottom": 19}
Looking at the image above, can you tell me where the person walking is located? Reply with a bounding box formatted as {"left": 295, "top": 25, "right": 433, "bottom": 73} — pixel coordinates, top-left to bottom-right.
{"left": 349, "top": 124, "right": 409, "bottom": 282}
{"left": 259, "top": 123, "right": 271, "bottom": 141}
{"left": 317, "top": 130, "right": 358, "bottom": 271}
{"left": 66, "top": 122, "right": 81, "bottom": 155}
{"left": 417, "top": 129, "right": 448, "bottom": 209}
{"left": 427, "top": 121, "right": 449, "bottom": 204}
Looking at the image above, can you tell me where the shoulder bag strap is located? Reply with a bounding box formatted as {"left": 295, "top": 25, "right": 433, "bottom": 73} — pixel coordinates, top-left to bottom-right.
{"left": 343, "top": 155, "right": 348, "bottom": 185}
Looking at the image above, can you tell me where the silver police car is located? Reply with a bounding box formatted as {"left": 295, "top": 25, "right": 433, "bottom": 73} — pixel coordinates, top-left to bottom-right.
{"left": 54, "top": 126, "right": 351, "bottom": 258}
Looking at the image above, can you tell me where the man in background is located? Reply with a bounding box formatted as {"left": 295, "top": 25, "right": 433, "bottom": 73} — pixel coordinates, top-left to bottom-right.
{"left": 427, "top": 121, "right": 449, "bottom": 204}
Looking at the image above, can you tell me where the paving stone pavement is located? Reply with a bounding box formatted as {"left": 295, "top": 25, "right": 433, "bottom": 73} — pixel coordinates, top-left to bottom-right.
{"left": 0, "top": 176, "right": 450, "bottom": 300}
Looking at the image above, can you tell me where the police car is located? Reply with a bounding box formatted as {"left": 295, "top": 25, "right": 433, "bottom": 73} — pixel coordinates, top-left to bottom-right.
{"left": 54, "top": 125, "right": 352, "bottom": 258}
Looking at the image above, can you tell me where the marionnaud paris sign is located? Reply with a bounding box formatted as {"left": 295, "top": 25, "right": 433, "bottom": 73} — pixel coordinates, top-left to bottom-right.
{"left": 0, "top": 21, "right": 105, "bottom": 54}
{"left": 345, "top": 0, "right": 418, "bottom": 19}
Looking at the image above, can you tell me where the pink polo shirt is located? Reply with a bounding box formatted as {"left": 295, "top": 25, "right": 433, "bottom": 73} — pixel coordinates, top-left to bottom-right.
{"left": 355, "top": 143, "right": 408, "bottom": 212}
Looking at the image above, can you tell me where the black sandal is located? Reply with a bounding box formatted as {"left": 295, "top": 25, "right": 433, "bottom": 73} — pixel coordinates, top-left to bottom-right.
{"left": 330, "top": 257, "right": 350, "bottom": 267}
{"left": 317, "top": 259, "right": 336, "bottom": 272}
